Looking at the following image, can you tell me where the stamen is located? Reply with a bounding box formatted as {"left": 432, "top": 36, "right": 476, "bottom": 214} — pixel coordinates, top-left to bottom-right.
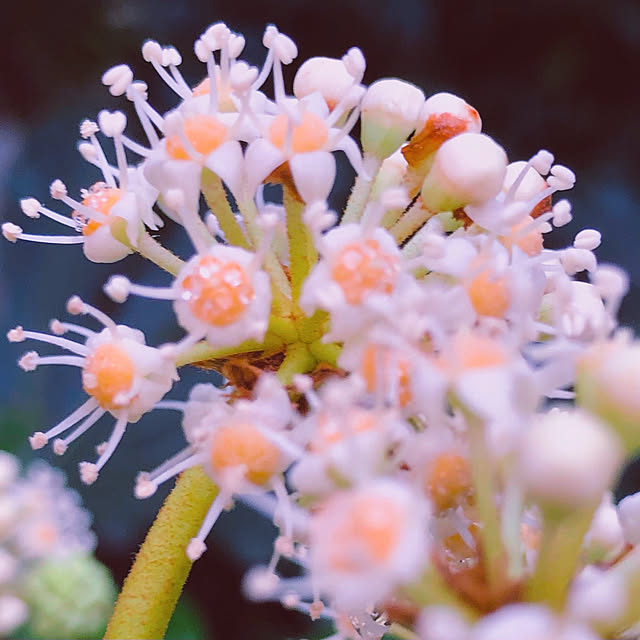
{"left": 29, "top": 398, "right": 99, "bottom": 448}
{"left": 79, "top": 412, "right": 129, "bottom": 485}
{"left": 24, "top": 354, "right": 86, "bottom": 369}
{"left": 66, "top": 296, "right": 118, "bottom": 332}
{"left": 186, "top": 489, "right": 232, "bottom": 560}
{"left": 8, "top": 329, "right": 89, "bottom": 356}
{"left": 52, "top": 407, "right": 106, "bottom": 455}
{"left": 49, "top": 320, "right": 96, "bottom": 339}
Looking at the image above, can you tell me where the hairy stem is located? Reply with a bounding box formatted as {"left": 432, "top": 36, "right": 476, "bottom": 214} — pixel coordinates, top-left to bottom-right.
{"left": 390, "top": 198, "right": 433, "bottom": 244}
{"left": 201, "top": 170, "right": 250, "bottom": 249}
{"left": 341, "top": 156, "right": 382, "bottom": 224}
{"left": 104, "top": 467, "right": 218, "bottom": 639}
{"left": 176, "top": 333, "right": 285, "bottom": 367}
{"left": 111, "top": 220, "right": 184, "bottom": 276}
{"left": 284, "top": 186, "right": 317, "bottom": 301}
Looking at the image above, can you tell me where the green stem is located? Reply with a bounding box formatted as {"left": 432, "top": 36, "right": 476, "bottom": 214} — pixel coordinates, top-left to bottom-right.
{"left": 175, "top": 333, "right": 285, "bottom": 367}
{"left": 467, "top": 415, "right": 504, "bottom": 588}
{"left": 237, "top": 197, "right": 292, "bottom": 312}
{"left": 104, "top": 467, "right": 218, "bottom": 639}
{"left": 136, "top": 230, "right": 185, "bottom": 276}
{"left": 403, "top": 566, "right": 478, "bottom": 623}
{"left": 111, "top": 220, "right": 184, "bottom": 276}
{"left": 525, "top": 505, "right": 595, "bottom": 610}
{"left": 276, "top": 342, "right": 316, "bottom": 385}
{"left": 341, "top": 157, "right": 382, "bottom": 225}
{"left": 390, "top": 199, "right": 433, "bottom": 243}
{"left": 284, "top": 186, "right": 316, "bottom": 301}
{"left": 201, "top": 170, "right": 250, "bottom": 249}
{"left": 593, "top": 547, "right": 640, "bottom": 637}
{"left": 308, "top": 340, "right": 341, "bottom": 367}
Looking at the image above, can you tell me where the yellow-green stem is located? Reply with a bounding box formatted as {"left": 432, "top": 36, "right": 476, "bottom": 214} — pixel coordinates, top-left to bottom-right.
{"left": 283, "top": 186, "right": 316, "bottom": 301}
{"left": 201, "top": 170, "right": 250, "bottom": 249}
{"left": 525, "top": 505, "right": 595, "bottom": 610}
{"left": 175, "top": 333, "right": 285, "bottom": 367}
{"left": 390, "top": 199, "right": 433, "bottom": 244}
{"left": 276, "top": 342, "right": 316, "bottom": 385}
{"left": 404, "top": 566, "right": 478, "bottom": 623}
{"left": 308, "top": 340, "right": 341, "bottom": 367}
{"left": 467, "top": 415, "right": 504, "bottom": 588}
{"left": 341, "top": 157, "right": 382, "bottom": 224}
{"left": 111, "top": 221, "right": 184, "bottom": 276}
{"left": 104, "top": 467, "right": 218, "bottom": 639}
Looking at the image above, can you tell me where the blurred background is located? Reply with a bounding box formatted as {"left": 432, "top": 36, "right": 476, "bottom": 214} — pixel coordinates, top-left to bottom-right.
{"left": 0, "top": 0, "right": 638, "bottom": 638}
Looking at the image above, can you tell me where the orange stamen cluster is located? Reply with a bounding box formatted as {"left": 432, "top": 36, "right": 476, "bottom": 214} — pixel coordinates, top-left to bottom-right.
{"left": 83, "top": 342, "right": 135, "bottom": 410}
{"left": 466, "top": 267, "right": 511, "bottom": 318}
{"left": 499, "top": 216, "right": 544, "bottom": 257}
{"left": 437, "top": 332, "right": 509, "bottom": 374}
{"left": 181, "top": 255, "right": 254, "bottom": 326}
{"left": 269, "top": 111, "right": 329, "bottom": 154}
{"left": 312, "top": 409, "right": 376, "bottom": 451}
{"left": 166, "top": 114, "right": 228, "bottom": 160}
{"left": 73, "top": 183, "right": 122, "bottom": 236}
{"left": 425, "top": 453, "right": 472, "bottom": 511}
{"left": 332, "top": 239, "right": 400, "bottom": 305}
{"left": 329, "top": 495, "right": 402, "bottom": 571}
{"left": 209, "top": 422, "right": 280, "bottom": 486}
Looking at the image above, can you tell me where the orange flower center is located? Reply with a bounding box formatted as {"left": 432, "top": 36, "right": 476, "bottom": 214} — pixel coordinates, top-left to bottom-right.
{"left": 437, "top": 332, "right": 509, "bottom": 374}
{"left": 268, "top": 111, "right": 329, "bottom": 154}
{"left": 210, "top": 422, "right": 280, "bottom": 485}
{"left": 332, "top": 238, "right": 399, "bottom": 305}
{"left": 499, "top": 216, "right": 544, "bottom": 257}
{"left": 180, "top": 255, "right": 254, "bottom": 326}
{"left": 83, "top": 342, "right": 135, "bottom": 410}
{"left": 467, "top": 267, "right": 511, "bottom": 318}
{"left": 425, "top": 453, "right": 472, "bottom": 511}
{"left": 329, "top": 495, "right": 403, "bottom": 571}
{"left": 73, "top": 183, "right": 122, "bottom": 236}
{"left": 166, "top": 114, "right": 228, "bottom": 160}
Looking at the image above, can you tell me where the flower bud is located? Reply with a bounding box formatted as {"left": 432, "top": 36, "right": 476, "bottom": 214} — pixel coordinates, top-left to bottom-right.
{"left": 360, "top": 79, "right": 425, "bottom": 159}
{"left": 618, "top": 492, "right": 640, "bottom": 545}
{"left": 403, "top": 92, "right": 481, "bottom": 171}
{"left": 22, "top": 553, "right": 116, "bottom": 639}
{"left": 518, "top": 410, "right": 623, "bottom": 509}
{"left": 576, "top": 337, "right": 640, "bottom": 452}
{"left": 421, "top": 133, "right": 507, "bottom": 212}
{"left": 293, "top": 57, "right": 355, "bottom": 110}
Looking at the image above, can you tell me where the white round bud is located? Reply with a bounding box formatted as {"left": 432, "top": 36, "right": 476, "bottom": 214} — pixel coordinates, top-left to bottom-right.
{"left": 361, "top": 78, "right": 425, "bottom": 159}
{"left": 518, "top": 410, "right": 622, "bottom": 508}
{"left": 618, "top": 492, "right": 640, "bottom": 545}
{"left": 418, "top": 91, "right": 481, "bottom": 133}
{"left": 20, "top": 198, "right": 42, "bottom": 218}
{"left": 294, "top": 57, "right": 355, "bottom": 109}
{"left": 421, "top": 133, "right": 507, "bottom": 211}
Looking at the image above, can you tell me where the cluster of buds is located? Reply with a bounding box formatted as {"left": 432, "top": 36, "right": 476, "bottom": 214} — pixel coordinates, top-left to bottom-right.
{"left": 4, "top": 20, "right": 639, "bottom": 640}
{"left": 0, "top": 452, "right": 114, "bottom": 638}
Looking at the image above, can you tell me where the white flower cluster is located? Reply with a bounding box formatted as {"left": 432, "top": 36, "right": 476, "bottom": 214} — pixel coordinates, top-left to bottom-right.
{"left": 0, "top": 452, "right": 96, "bottom": 637}
{"left": 5, "top": 20, "right": 640, "bottom": 640}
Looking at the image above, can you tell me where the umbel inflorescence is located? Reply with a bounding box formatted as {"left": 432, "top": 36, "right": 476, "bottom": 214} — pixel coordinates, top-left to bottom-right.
{"left": 4, "top": 20, "right": 640, "bottom": 640}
